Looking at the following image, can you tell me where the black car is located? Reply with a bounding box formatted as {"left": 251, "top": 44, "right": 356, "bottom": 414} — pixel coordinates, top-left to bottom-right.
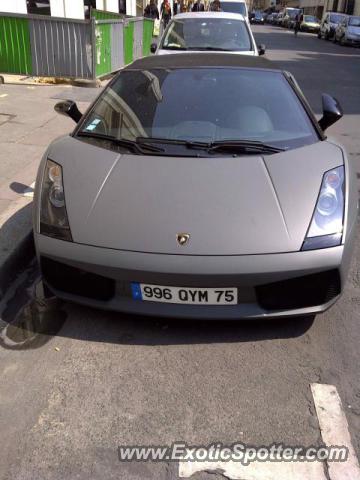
{"left": 250, "top": 11, "right": 265, "bottom": 24}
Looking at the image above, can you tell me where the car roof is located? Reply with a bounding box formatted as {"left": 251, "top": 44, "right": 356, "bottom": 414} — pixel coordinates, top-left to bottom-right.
{"left": 172, "top": 12, "right": 246, "bottom": 20}
{"left": 125, "top": 53, "right": 279, "bottom": 71}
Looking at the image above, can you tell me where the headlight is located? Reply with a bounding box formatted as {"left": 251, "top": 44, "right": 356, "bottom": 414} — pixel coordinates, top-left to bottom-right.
{"left": 302, "top": 166, "right": 344, "bottom": 251}
{"left": 40, "top": 159, "right": 72, "bottom": 241}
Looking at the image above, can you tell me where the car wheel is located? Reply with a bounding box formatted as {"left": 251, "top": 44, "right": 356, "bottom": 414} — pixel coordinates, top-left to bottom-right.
{"left": 317, "top": 31, "right": 321, "bottom": 38}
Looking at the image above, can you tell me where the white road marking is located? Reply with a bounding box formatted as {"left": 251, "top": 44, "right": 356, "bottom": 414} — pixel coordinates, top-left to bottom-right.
{"left": 0, "top": 93, "right": 8, "bottom": 98}
{"left": 23, "top": 182, "right": 35, "bottom": 198}
{"left": 311, "top": 383, "right": 360, "bottom": 480}
{"left": 179, "top": 458, "right": 326, "bottom": 479}
{"left": 179, "top": 383, "right": 360, "bottom": 479}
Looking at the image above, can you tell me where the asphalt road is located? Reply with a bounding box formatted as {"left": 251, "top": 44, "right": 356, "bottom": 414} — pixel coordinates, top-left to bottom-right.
{"left": 0, "top": 25, "right": 360, "bottom": 480}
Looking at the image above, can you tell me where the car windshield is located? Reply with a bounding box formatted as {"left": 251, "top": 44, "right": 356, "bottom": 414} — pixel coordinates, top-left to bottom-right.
{"left": 304, "top": 15, "right": 317, "bottom": 22}
{"left": 161, "top": 18, "right": 252, "bottom": 51}
{"left": 330, "top": 13, "right": 346, "bottom": 23}
{"left": 220, "top": 2, "right": 246, "bottom": 15}
{"left": 79, "top": 68, "right": 318, "bottom": 151}
{"left": 287, "top": 10, "right": 300, "bottom": 19}
{"left": 349, "top": 16, "right": 360, "bottom": 26}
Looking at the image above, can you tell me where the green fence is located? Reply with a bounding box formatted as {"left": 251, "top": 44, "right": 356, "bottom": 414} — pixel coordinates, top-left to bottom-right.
{"left": 0, "top": 11, "right": 154, "bottom": 80}
{"left": 143, "top": 19, "right": 154, "bottom": 56}
{"left": 91, "top": 8, "right": 124, "bottom": 21}
{"left": 0, "top": 16, "right": 32, "bottom": 75}
{"left": 124, "top": 21, "right": 135, "bottom": 66}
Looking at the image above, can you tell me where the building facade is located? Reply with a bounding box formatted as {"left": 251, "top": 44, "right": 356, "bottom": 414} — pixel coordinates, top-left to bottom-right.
{"left": 299, "top": 0, "right": 359, "bottom": 17}
{"left": 0, "top": 0, "right": 140, "bottom": 19}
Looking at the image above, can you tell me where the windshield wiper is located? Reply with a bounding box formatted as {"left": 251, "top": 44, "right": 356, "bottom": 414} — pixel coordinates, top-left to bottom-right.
{"left": 205, "top": 140, "right": 286, "bottom": 154}
{"left": 77, "top": 131, "right": 164, "bottom": 153}
{"left": 187, "top": 46, "right": 234, "bottom": 51}
{"left": 137, "top": 136, "right": 209, "bottom": 149}
{"left": 137, "top": 137, "right": 285, "bottom": 154}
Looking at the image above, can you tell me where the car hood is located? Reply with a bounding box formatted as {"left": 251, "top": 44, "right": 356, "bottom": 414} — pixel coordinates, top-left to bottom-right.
{"left": 48, "top": 137, "right": 343, "bottom": 255}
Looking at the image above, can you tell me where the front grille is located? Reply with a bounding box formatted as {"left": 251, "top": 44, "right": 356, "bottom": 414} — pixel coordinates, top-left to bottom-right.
{"left": 256, "top": 269, "right": 341, "bottom": 311}
{"left": 41, "top": 257, "right": 115, "bottom": 301}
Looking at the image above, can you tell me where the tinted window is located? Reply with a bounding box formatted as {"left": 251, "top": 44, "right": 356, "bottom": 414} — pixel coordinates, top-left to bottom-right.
{"left": 80, "top": 68, "right": 318, "bottom": 150}
{"left": 220, "top": 2, "right": 246, "bottom": 16}
{"left": 304, "top": 15, "right": 317, "bottom": 22}
{"left": 26, "top": 0, "right": 50, "bottom": 15}
{"left": 330, "top": 14, "right": 345, "bottom": 23}
{"left": 161, "top": 18, "right": 252, "bottom": 51}
{"left": 349, "top": 16, "right": 360, "bottom": 26}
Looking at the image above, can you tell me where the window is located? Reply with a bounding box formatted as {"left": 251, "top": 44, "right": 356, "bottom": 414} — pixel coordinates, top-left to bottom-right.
{"left": 79, "top": 68, "right": 318, "bottom": 151}
{"left": 26, "top": 0, "right": 51, "bottom": 15}
{"left": 161, "top": 18, "right": 253, "bottom": 52}
{"left": 349, "top": 16, "right": 360, "bottom": 26}
{"left": 220, "top": 2, "right": 247, "bottom": 16}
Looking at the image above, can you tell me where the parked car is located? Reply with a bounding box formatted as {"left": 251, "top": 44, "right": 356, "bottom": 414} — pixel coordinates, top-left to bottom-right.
{"left": 275, "top": 13, "right": 284, "bottom": 25}
{"left": 152, "top": 13, "right": 263, "bottom": 56}
{"left": 265, "top": 12, "right": 274, "bottom": 23}
{"left": 250, "top": 11, "right": 265, "bottom": 24}
{"left": 334, "top": 15, "right": 360, "bottom": 46}
{"left": 318, "top": 12, "right": 347, "bottom": 40}
{"left": 300, "top": 15, "right": 320, "bottom": 33}
{"left": 281, "top": 7, "right": 301, "bottom": 28}
{"left": 270, "top": 12, "right": 280, "bottom": 24}
{"left": 35, "top": 53, "right": 357, "bottom": 320}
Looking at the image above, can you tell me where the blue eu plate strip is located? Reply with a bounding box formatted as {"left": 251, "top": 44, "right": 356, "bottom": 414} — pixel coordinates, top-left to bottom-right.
{"left": 131, "top": 282, "right": 142, "bottom": 300}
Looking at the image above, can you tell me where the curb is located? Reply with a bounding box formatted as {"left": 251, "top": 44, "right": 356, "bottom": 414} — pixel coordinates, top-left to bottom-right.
{"left": 0, "top": 197, "right": 35, "bottom": 297}
{"left": 0, "top": 74, "right": 105, "bottom": 88}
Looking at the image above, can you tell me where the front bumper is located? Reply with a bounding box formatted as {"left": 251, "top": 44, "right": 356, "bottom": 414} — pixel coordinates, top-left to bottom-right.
{"left": 302, "top": 25, "right": 320, "bottom": 33}
{"left": 35, "top": 234, "right": 349, "bottom": 320}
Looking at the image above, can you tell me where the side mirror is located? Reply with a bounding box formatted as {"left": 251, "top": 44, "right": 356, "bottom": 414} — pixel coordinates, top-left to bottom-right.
{"left": 150, "top": 43, "right": 157, "bottom": 53}
{"left": 318, "top": 93, "right": 343, "bottom": 131}
{"left": 258, "top": 44, "right": 266, "bottom": 55}
{"left": 54, "top": 100, "right": 82, "bottom": 123}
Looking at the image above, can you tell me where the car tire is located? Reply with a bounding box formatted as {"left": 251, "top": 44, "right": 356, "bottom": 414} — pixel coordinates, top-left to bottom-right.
{"left": 317, "top": 31, "right": 321, "bottom": 38}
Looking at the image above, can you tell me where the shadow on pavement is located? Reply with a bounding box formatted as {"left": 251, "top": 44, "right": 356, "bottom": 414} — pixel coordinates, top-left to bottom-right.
{"left": 0, "top": 273, "right": 315, "bottom": 349}
{"left": 0, "top": 202, "right": 34, "bottom": 297}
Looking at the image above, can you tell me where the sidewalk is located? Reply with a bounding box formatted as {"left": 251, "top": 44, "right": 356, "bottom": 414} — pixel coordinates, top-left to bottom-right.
{"left": 0, "top": 80, "right": 102, "bottom": 293}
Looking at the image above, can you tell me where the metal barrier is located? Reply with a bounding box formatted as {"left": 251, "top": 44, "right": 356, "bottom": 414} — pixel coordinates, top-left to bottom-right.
{"left": 0, "top": 10, "right": 154, "bottom": 80}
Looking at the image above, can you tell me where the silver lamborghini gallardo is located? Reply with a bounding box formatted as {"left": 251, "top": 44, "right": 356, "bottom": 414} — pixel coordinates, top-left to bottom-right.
{"left": 33, "top": 54, "right": 358, "bottom": 319}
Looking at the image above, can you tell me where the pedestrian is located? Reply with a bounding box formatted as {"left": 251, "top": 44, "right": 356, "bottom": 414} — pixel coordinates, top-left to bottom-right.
{"left": 160, "top": 0, "right": 172, "bottom": 28}
{"left": 192, "top": 1, "right": 204, "bottom": 11}
{"left": 173, "top": 0, "right": 179, "bottom": 15}
{"left": 210, "top": 0, "right": 221, "bottom": 11}
{"left": 144, "top": 0, "right": 160, "bottom": 19}
{"left": 294, "top": 12, "right": 302, "bottom": 36}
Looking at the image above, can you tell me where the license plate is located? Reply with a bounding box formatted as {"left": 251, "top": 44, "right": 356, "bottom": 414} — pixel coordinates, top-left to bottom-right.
{"left": 131, "top": 283, "right": 238, "bottom": 305}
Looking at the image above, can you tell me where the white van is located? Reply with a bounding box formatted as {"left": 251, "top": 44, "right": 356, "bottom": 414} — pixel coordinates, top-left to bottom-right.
{"left": 209, "top": 0, "right": 249, "bottom": 20}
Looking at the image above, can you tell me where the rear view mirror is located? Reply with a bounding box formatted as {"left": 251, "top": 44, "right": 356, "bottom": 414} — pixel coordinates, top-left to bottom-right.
{"left": 318, "top": 94, "right": 343, "bottom": 131}
{"left": 258, "top": 44, "right": 266, "bottom": 55}
{"left": 150, "top": 43, "right": 157, "bottom": 53}
{"left": 54, "top": 100, "right": 82, "bottom": 123}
